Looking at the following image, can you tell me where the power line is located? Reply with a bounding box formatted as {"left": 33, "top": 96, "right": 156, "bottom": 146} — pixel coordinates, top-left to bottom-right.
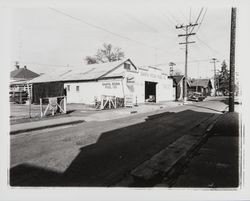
{"left": 153, "top": 59, "right": 211, "bottom": 67}
{"left": 121, "top": 12, "right": 158, "bottom": 33}
{"left": 178, "top": 9, "right": 189, "bottom": 24}
{"left": 196, "top": 8, "right": 207, "bottom": 33}
{"left": 123, "top": 12, "right": 177, "bottom": 39}
{"left": 195, "top": 35, "right": 228, "bottom": 59}
{"left": 48, "top": 7, "right": 173, "bottom": 54}
{"left": 189, "top": 8, "right": 204, "bottom": 34}
{"left": 12, "top": 61, "right": 69, "bottom": 68}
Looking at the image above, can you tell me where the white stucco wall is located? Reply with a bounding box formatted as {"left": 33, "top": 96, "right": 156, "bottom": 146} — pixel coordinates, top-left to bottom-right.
{"left": 65, "top": 65, "right": 174, "bottom": 105}
{"left": 129, "top": 67, "right": 174, "bottom": 103}
{"left": 65, "top": 78, "right": 124, "bottom": 104}
{"left": 65, "top": 82, "right": 99, "bottom": 104}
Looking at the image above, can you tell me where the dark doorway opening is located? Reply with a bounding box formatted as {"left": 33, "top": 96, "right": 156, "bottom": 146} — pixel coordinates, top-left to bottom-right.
{"left": 145, "top": 81, "right": 157, "bottom": 102}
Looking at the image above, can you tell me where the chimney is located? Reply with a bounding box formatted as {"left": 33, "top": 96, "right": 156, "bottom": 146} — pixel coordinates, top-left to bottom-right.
{"left": 15, "top": 61, "right": 19, "bottom": 70}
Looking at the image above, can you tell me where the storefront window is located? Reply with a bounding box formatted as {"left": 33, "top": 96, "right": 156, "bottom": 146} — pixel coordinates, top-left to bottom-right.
{"left": 76, "top": 86, "right": 80, "bottom": 92}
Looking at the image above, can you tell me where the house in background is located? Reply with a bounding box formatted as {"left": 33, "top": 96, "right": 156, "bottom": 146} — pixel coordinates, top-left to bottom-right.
{"left": 10, "top": 64, "right": 40, "bottom": 100}
{"left": 169, "top": 75, "right": 190, "bottom": 101}
{"left": 188, "top": 78, "right": 213, "bottom": 96}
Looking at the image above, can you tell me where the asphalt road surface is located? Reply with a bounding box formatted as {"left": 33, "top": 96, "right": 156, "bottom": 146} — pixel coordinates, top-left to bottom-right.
{"left": 10, "top": 97, "right": 228, "bottom": 186}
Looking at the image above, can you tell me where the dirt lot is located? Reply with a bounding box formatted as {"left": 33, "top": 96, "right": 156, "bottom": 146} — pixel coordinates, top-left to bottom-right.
{"left": 9, "top": 103, "right": 97, "bottom": 125}
{"left": 10, "top": 103, "right": 41, "bottom": 119}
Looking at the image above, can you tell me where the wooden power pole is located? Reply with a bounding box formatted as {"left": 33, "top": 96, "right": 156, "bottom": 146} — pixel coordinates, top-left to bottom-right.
{"left": 210, "top": 58, "right": 219, "bottom": 96}
{"left": 229, "top": 7, "right": 236, "bottom": 112}
{"left": 176, "top": 23, "right": 198, "bottom": 102}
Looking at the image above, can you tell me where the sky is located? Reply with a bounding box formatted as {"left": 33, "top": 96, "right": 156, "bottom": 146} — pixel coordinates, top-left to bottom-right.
{"left": 10, "top": 2, "right": 232, "bottom": 79}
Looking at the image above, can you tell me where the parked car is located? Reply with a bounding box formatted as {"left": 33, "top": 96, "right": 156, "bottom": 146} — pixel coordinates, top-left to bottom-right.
{"left": 234, "top": 96, "right": 242, "bottom": 104}
{"left": 188, "top": 92, "right": 205, "bottom": 102}
{"left": 146, "top": 95, "right": 156, "bottom": 102}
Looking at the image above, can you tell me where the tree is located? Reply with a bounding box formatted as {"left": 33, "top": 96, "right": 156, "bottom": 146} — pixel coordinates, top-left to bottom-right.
{"left": 217, "top": 60, "right": 230, "bottom": 95}
{"left": 173, "top": 69, "right": 183, "bottom": 76}
{"left": 85, "top": 43, "right": 125, "bottom": 64}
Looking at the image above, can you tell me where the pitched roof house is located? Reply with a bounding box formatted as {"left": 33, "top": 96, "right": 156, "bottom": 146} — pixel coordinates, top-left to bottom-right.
{"left": 10, "top": 66, "right": 39, "bottom": 81}
{"left": 188, "top": 78, "right": 213, "bottom": 96}
{"left": 10, "top": 66, "right": 40, "bottom": 99}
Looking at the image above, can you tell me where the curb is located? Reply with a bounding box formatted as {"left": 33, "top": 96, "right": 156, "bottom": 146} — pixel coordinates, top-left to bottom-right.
{"left": 10, "top": 120, "right": 85, "bottom": 135}
{"left": 113, "top": 111, "right": 226, "bottom": 187}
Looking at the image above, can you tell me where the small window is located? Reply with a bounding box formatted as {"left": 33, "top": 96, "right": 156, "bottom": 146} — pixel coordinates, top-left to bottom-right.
{"left": 124, "top": 63, "right": 131, "bottom": 70}
{"left": 76, "top": 86, "right": 80, "bottom": 92}
{"left": 67, "top": 85, "right": 70, "bottom": 91}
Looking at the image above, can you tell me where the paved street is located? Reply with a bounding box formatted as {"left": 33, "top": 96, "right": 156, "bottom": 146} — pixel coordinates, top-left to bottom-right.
{"left": 10, "top": 97, "right": 228, "bottom": 186}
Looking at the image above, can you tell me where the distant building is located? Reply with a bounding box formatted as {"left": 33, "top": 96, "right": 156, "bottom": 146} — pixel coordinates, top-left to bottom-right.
{"left": 169, "top": 75, "right": 191, "bottom": 101}
{"left": 29, "top": 59, "right": 174, "bottom": 105}
{"left": 10, "top": 65, "right": 40, "bottom": 100}
{"left": 188, "top": 78, "right": 213, "bottom": 96}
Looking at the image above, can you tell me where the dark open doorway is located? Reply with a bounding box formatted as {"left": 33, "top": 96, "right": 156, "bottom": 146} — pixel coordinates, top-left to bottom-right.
{"left": 145, "top": 81, "right": 157, "bottom": 102}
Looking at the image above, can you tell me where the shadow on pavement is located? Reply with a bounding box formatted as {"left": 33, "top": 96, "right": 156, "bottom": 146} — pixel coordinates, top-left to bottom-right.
{"left": 172, "top": 112, "right": 239, "bottom": 188}
{"left": 10, "top": 108, "right": 238, "bottom": 187}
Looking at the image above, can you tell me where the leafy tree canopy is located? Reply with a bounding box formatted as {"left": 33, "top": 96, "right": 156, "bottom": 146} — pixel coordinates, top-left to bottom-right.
{"left": 215, "top": 60, "right": 230, "bottom": 95}
{"left": 85, "top": 43, "right": 125, "bottom": 64}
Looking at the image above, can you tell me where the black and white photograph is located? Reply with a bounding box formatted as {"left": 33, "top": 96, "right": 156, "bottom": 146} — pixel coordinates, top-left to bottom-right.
{"left": 1, "top": 0, "right": 250, "bottom": 200}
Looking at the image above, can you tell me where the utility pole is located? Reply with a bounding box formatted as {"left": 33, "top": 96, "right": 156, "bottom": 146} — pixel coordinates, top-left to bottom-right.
{"left": 176, "top": 23, "right": 198, "bottom": 103}
{"left": 210, "top": 58, "right": 219, "bottom": 96}
{"left": 229, "top": 7, "right": 236, "bottom": 112}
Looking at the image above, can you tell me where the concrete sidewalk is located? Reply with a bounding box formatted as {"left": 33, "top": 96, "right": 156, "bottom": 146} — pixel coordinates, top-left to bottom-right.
{"left": 10, "top": 117, "right": 85, "bottom": 135}
{"left": 114, "top": 105, "right": 232, "bottom": 187}
{"left": 170, "top": 111, "right": 240, "bottom": 187}
{"left": 10, "top": 101, "right": 182, "bottom": 135}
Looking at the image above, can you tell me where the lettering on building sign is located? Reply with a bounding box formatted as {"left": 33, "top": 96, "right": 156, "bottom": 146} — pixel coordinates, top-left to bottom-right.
{"left": 102, "top": 82, "right": 120, "bottom": 89}
{"left": 140, "top": 71, "right": 165, "bottom": 80}
{"left": 140, "top": 72, "right": 149, "bottom": 77}
{"left": 158, "top": 75, "right": 165, "bottom": 79}
{"left": 126, "top": 74, "right": 135, "bottom": 86}
{"left": 150, "top": 74, "right": 156, "bottom": 78}
{"left": 125, "top": 94, "right": 133, "bottom": 107}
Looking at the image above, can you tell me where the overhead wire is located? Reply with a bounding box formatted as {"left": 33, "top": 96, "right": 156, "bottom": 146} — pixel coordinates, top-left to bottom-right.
{"left": 13, "top": 61, "right": 70, "bottom": 68}
{"left": 189, "top": 7, "right": 204, "bottom": 34}
{"left": 196, "top": 8, "right": 207, "bottom": 33}
{"left": 151, "top": 59, "right": 211, "bottom": 67}
{"left": 190, "top": 8, "right": 228, "bottom": 61}
{"left": 195, "top": 35, "right": 228, "bottom": 59}
{"left": 48, "top": 7, "right": 174, "bottom": 55}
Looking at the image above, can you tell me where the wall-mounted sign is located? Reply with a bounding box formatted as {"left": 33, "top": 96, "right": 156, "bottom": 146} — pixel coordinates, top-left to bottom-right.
{"left": 140, "top": 71, "right": 165, "bottom": 80}
{"left": 102, "top": 82, "right": 120, "bottom": 89}
{"left": 125, "top": 94, "right": 133, "bottom": 107}
{"left": 126, "top": 74, "right": 135, "bottom": 86}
